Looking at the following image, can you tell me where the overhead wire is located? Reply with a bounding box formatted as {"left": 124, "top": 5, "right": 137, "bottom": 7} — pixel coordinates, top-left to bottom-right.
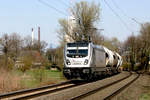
{"left": 59, "top": 0, "right": 70, "bottom": 8}
{"left": 55, "top": 0, "right": 71, "bottom": 16}
{"left": 38, "top": 0, "right": 68, "bottom": 16}
{"left": 103, "top": 0, "right": 132, "bottom": 32}
{"left": 111, "top": 0, "right": 143, "bottom": 27}
{"left": 111, "top": 0, "right": 131, "bottom": 19}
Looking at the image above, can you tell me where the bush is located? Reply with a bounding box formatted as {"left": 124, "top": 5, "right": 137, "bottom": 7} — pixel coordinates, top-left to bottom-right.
{"left": 45, "top": 65, "right": 51, "bottom": 70}
{"left": 133, "top": 63, "right": 141, "bottom": 71}
{"left": 19, "top": 55, "right": 33, "bottom": 73}
{"left": 32, "top": 68, "right": 47, "bottom": 83}
{"left": 0, "top": 69, "right": 21, "bottom": 93}
{"left": 0, "top": 56, "right": 14, "bottom": 70}
{"left": 122, "top": 63, "right": 131, "bottom": 71}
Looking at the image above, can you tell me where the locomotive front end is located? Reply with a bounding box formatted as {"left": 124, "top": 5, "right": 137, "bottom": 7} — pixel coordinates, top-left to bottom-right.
{"left": 63, "top": 42, "right": 92, "bottom": 80}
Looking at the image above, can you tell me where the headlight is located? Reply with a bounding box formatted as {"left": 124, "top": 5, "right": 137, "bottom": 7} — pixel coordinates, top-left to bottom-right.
{"left": 83, "top": 69, "right": 89, "bottom": 73}
{"left": 84, "top": 59, "right": 88, "bottom": 65}
{"left": 66, "top": 59, "right": 71, "bottom": 65}
{"left": 64, "top": 69, "right": 70, "bottom": 73}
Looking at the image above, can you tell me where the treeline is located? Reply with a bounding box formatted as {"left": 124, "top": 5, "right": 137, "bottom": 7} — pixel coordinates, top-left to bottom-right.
{"left": 122, "top": 23, "right": 150, "bottom": 71}
{"left": 0, "top": 33, "right": 51, "bottom": 72}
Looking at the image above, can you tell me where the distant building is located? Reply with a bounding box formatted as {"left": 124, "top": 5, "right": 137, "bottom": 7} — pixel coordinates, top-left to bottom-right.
{"left": 15, "top": 60, "right": 24, "bottom": 69}
{"left": 65, "top": 15, "right": 76, "bottom": 42}
{"left": 14, "top": 50, "right": 43, "bottom": 69}
{"left": 0, "top": 44, "right": 3, "bottom": 55}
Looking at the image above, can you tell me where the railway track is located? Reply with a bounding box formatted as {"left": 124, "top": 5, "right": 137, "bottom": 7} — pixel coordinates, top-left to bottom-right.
{"left": 71, "top": 72, "right": 139, "bottom": 100}
{"left": 104, "top": 73, "right": 140, "bottom": 100}
{"left": 0, "top": 72, "right": 136, "bottom": 100}
{"left": 0, "top": 80, "right": 86, "bottom": 100}
{"left": 24, "top": 72, "right": 131, "bottom": 100}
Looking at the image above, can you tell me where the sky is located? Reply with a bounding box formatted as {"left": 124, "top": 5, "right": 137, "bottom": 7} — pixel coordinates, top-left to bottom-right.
{"left": 0, "top": 0, "right": 150, "bottom": 48}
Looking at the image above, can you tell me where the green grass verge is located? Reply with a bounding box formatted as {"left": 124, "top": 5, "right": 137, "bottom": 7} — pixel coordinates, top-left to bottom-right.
{"left": 14, "top": 69, "right": 65, "bottom": 88}
{"left": 139, "top": 92, "right": 150, "bottom": 100}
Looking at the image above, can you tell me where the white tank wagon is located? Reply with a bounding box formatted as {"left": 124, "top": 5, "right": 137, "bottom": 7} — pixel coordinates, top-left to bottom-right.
{"left": 116, "top": 52, "right": 123, "bottom": 71}
{"left": 103, "top": 47, "right": 114, "bottom": 67}
{"left": 63, "top": 42, "right": 123, "bottom": 80}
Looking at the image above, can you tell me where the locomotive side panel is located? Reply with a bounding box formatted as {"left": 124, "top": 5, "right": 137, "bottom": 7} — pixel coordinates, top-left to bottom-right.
{"left": 95, "top": 48, "right": 106, "bottom": 68}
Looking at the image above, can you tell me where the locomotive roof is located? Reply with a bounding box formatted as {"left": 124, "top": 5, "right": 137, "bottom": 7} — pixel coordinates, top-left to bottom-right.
{"left": 91, "top": 44, "right": 105, "bottom": 51}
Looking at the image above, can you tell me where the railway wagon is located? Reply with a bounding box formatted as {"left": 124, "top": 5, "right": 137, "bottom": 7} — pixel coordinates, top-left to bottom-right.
{"left": 116, "top": 52, "right": 123, "bottom": 72}
{"left": 63, "top": 41, "right": 122, "bottom": 80}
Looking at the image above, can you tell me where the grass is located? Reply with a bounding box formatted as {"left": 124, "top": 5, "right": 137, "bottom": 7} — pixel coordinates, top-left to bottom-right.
{"left": 139, "top": 92, "right": 150, "bottom": 100}
{"left": 21, "top": 69, "right": 65, "bottom": 88}
{"left": 26, "top": 70, "right": 63, "bottom": 78}
{"left": 0, "top": 69, "right": 65, "bottom": 93}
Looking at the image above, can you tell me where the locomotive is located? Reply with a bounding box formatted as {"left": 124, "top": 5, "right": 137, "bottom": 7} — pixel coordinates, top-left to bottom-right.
{"left": 63, "top": 41, "right": 122, "bottom": 80}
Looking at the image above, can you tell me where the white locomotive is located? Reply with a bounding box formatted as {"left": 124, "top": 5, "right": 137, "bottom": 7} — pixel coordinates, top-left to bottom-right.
{"left": 63, "top": 41, "right": 122, "bottom": 80}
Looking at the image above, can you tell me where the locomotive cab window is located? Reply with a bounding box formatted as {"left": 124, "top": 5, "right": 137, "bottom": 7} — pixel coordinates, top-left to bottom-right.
{"left": 67, "top": 49, "right": 88, "bottom": 58}
{"left": 67, "top": 42, "right": 89, "bottom": 47}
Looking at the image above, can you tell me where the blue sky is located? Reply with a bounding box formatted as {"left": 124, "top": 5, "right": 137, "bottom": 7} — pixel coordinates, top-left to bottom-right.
{"left": 0, "top": 0, "right": 150, "bottom": 48}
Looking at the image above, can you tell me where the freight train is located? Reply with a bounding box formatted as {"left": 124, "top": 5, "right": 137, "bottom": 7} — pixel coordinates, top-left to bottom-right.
{"left": 63, "top": 41, "right": 123, "bottom": 80}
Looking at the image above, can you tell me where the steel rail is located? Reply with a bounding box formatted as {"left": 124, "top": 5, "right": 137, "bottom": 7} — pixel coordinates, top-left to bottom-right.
{"left": 0, "top": 72, "right": 133, "bottom": 100}
{"left": 15, "top": 80, "right": 87, "bottom": 100}
{"left": 71, "top": 72, "right": 132, "bottom": 100}
{"left": 17, "top": 74, "right": 129, "bottom": 100}
{"left": 0, "top": 80, "right": 78, "bottom": 100}
{"left": 104, "top": 73, "right": 140, "bottom": 100}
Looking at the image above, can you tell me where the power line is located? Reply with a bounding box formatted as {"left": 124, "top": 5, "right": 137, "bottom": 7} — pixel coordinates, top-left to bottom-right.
{"left": 103, "top": 0, "right": 132, "bottom": 32}
{"left": 55, "top": 0, "right": 70, "bottom": 15}
{"left": 38, "top": 0, "right": 68, "bottom": 16}
{"left": 111, "top": 0, "right": 143, "bottom": 26}
{"left": 59, "top": 0, "right": 70, "bottom": 8}
{"left": 111, "top": 0, "right": 130, "bottom": 19}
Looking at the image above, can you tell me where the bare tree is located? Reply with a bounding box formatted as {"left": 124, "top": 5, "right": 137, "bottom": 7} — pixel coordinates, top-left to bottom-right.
{"left": 23, "top": 36, "right": 32, "bottom": 51}
{"left": 23, "top": 36, "right": 47, "bottom": 53}
{"left": 139, "top": 23, "right": 150, "bottom": 70}
{"left": 71, "top": 1, "right": 100, "bottom": 40}
{"left": 58, "top": 1, "right": 101, "bottom": 44}
{"left": 124, "top": 34, "right": 136, "bottom": 71}
{"left": 39, "top": 41, "right": 48, "bottom": 53}
{"left": 122, "top": 23, "right": 150, "bottom": 71}
{"left": 46, "top": 46, "right": 63, "bottom": 70}
{"left": 1, "top": 34, "right": 12, "bottom": 69}
{"left": 9, "top": 33, "right": 23, "bottom": 61}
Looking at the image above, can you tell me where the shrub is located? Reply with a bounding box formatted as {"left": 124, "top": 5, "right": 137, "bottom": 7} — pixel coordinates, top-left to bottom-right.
{"left": 133, "top": 63, "right": 141, "bottom": 71}
{"left": 0, "top": 69, "right": 21, "bottom": 93}
{"left": 122, "top": 63, "right": 131, "bottom": 71}
{"left": 32, "top": 68, "right": 47, "bottom": 83}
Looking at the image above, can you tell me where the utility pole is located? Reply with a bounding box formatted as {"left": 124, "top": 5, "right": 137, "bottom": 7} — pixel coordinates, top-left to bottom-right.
{"left": 38, "top": 27, "right": 41, "bottom": 53}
